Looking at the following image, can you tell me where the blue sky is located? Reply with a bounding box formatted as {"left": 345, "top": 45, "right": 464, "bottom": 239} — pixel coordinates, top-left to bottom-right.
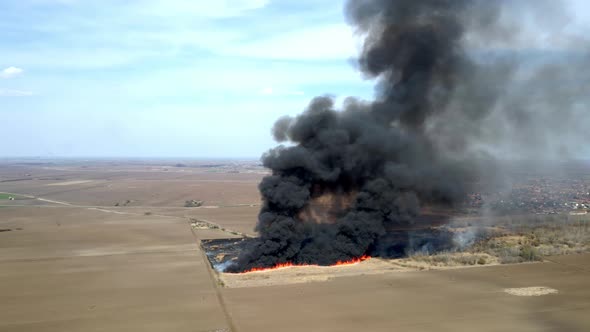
{"left": 0, "top": 0, "right": 588, "bottom": 158}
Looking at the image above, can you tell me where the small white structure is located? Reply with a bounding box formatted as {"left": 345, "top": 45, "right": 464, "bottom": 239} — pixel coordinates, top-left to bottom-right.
{"left": 8, "top": 196, "right": 14, "bottom": 201}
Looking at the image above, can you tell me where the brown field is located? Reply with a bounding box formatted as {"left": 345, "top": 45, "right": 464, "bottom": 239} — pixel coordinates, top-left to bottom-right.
{"left": 1, "top": 159, "right": 589, "bottom": 331}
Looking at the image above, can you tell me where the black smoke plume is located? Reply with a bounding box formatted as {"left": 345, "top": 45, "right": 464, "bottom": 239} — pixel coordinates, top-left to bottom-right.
{"left": 226, "top": 0, "right": 590, "bottom": 272}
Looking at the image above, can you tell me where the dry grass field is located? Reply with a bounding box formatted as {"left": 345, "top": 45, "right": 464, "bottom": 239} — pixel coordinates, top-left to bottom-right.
{"left": 1, "top": 159, "right": 589, "bottom": 331}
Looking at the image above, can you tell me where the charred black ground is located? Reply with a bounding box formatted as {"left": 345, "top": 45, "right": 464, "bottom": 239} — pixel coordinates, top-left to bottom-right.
{"left": 226, "top": 0, "right": 590, "bottom": 272}
{"left": 205, "top": 229, "right": 457, "bottom": 272}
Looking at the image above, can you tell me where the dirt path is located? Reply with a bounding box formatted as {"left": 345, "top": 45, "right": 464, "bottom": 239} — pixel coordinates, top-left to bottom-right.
{"left": 0, "top": 191, "right": 249, "bottom": 241}
{"left": 0, "top": 204, "right": 232, "bottom": 331}
{"left": 191, "top": 226, "right": 239, "bottom": 332}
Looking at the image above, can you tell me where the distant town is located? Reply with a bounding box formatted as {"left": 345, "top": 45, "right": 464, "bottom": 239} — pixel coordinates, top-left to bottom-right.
{"left": 467, "top": 177, "right": 590, "bottom": 215}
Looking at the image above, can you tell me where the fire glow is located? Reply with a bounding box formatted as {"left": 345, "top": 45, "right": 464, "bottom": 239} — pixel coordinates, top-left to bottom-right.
{"left": 238, "top": 255, "right": 371, "bottom": 274}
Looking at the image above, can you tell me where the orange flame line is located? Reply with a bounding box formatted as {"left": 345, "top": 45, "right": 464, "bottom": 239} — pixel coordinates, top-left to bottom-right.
{"left": 240, "top": 255, "right": 370, "bottom": 273}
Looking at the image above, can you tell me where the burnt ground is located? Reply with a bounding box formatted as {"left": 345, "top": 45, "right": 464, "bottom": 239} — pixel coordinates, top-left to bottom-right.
{"left": 202, "top": 228, "right": 458, "bottom": 273}
{"left": 202, "top": 238, "right": 251, "bottom": 272}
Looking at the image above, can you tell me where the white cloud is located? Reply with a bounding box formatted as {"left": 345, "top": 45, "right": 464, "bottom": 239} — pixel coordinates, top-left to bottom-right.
{"left": 1, "top": 66, "right": 24, "bottom": 79}
{"left": 0, "top": 1, "right": 352, "bottom": 72}
{"left": 116, "top": 57, "right": 366, "bottom": 100}
{"left": 259, "top": 87, "right": 305, "bottom": 96}
{"left": 260, "top": 87, "right": 273, "bottom": 95}
{"left": 224, "top": 24, "right": 358, "bottom": 60}
{"left": 0, "top": 88, "right": 33, "bottom": 97}
{"left": 2, "top": 49, "right": 151, "bottom": 69}
{"left": 141, "top": 0, "right": 269, "bottom": 18}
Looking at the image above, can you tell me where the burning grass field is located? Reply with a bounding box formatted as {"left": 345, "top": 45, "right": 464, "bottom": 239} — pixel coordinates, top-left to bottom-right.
{"left": 5, "top": 159, "right": 585, "bottom": 289}
{"left": 1, "top": 160, "right": 590, "bottom": 331}
{"left": 4, "top": 0, "right": 590, "bottom": 329}
{"left": 201, "top": 213, "right": 590, "bottom": 288}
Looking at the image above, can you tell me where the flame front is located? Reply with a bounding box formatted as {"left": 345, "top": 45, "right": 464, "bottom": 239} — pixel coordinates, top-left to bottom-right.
{"left": 239, "top": 255, "right": 370, "bottom": 273}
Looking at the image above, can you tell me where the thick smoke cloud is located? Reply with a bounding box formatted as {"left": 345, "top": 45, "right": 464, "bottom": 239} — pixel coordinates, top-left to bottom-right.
{"left": 227, "top": 0, "right": 590, "bottom": 272}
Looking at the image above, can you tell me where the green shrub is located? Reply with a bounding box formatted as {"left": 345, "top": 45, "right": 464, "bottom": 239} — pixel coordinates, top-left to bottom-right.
{"left": 520, "top": 244, "right": 542, "bottom": 262}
